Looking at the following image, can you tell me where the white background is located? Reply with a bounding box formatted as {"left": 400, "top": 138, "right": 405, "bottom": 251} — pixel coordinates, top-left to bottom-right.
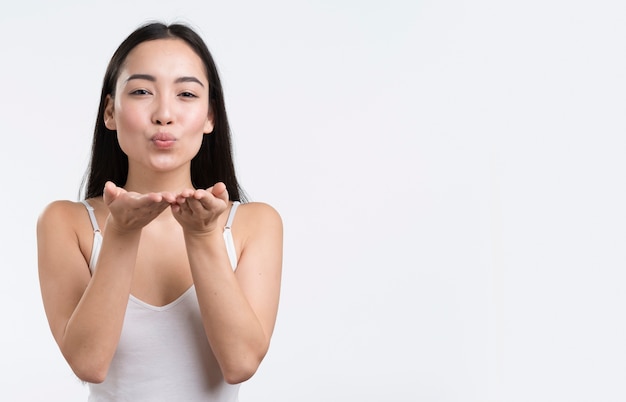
{"left": 1, "top": 0, "right": 625, "bottom": 401}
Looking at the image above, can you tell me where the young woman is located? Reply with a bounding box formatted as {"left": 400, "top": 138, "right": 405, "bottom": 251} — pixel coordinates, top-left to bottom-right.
{"left": 37, "top": 22, "right": 283, "bottom": 401}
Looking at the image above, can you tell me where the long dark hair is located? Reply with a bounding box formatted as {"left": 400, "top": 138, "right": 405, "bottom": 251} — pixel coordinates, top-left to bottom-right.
{"left": 81, "top": 22, "right": 246, "bottom": 202}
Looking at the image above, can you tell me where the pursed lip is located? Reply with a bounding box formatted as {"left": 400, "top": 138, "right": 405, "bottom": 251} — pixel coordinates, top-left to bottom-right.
{"left": 151, "top": 132, "right": 177, "bottom": 148}
{"left": 151, "top": 132, "right": 176, "bottom": 141}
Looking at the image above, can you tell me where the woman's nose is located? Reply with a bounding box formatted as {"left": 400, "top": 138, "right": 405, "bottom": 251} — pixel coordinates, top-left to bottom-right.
{"left": 152, "top": 97, "right": 174, "bottom": 125}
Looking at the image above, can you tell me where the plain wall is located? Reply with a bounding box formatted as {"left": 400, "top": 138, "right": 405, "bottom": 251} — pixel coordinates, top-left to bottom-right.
{"left": 1, "top": 0, "right": 625, "bottom": 400}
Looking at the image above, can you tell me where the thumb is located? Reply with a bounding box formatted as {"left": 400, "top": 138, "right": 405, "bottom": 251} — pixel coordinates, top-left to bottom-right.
{"left": 211, "top": 182, "right": 229, "bottom": 202}
{"left": 103, "top": 181, "right": 121, "bottom": 206}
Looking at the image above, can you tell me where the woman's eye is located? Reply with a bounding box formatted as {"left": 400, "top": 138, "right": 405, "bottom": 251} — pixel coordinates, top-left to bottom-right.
{"left": 179, "top": 92, "right": 197, "bottom": 98}
{"left": 130, "top": 89, "right": 151, "bottom": 95}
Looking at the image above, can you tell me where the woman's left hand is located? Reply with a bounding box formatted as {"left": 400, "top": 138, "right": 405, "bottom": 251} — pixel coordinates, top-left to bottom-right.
{"left": 171, "top": 182, "right": 230, "bottom": 235}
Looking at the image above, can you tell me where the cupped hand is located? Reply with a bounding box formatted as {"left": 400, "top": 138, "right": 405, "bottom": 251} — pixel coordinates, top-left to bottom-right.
{"left": 171, "top": 182, "right": 230, "bottom": 234}
{"left": 103, "top": 181, "right": 176, "bottom": 233}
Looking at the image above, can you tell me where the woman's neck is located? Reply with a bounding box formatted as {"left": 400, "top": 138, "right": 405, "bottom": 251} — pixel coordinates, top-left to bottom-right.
{"left": 123, "top": 166, "right": 195, "bottom": 194}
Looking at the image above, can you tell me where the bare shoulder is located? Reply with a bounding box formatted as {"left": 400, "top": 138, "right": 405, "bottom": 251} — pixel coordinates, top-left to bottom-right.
{"left": 38, "top": 200, "right": 86, "bottom": 230}
{"left": 37, "top": 199, "right": 98, "bottom": 286}
{"left": 235, "top": 201, "right": 282, "bottom": 230}
{"left": 37, "top": 200, "right": 97, "bottom": 252}
{"left": 230, "top": 202, "right": 283, "bottom": 250}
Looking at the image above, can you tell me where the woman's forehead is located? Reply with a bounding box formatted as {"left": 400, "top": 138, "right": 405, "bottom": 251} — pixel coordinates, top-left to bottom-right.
{"left": 121, "top": 39, "right": 207, "bottom": 80}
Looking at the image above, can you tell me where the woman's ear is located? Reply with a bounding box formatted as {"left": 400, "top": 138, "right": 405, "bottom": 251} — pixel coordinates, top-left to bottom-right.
{"left": 104, "top": 95, "right": 117, "bottom": 130}
{"left": 203, "top": 102, "right": 215, "bottom": 134}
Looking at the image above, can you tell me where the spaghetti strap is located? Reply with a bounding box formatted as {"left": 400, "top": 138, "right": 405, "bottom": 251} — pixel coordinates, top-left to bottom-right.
{"left": 81, "top": 200, "right": 103, "bottom": 272}
{"left": 81, "top": 200, "right": 101, "bottom": 233}
{"left": 225, "top": 201, "right": 240, "bottom": 230}
{"left": 223, "top": 201, "right": 240, "bottom": 270}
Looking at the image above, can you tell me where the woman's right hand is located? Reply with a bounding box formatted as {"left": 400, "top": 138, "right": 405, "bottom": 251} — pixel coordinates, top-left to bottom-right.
{"left": 103, "top": 181, "right": 175, "bottom": 233}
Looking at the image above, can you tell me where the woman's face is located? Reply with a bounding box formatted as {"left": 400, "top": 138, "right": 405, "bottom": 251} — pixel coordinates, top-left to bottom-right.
{"left": 104, "top": 38, "right": 213, "bottom": 175}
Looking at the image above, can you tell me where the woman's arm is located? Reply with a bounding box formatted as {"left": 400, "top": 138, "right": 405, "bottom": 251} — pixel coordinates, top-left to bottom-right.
{"left": 37, "top": 183, "right": 174, "bottom": 383}
{"left": 173, "top": 185, "right": 283, "bottom": 384}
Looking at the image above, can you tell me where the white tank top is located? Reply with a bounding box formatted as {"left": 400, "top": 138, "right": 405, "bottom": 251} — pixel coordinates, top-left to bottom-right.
{"left": 81, "top": 201, "right": 241, "bottom": 402}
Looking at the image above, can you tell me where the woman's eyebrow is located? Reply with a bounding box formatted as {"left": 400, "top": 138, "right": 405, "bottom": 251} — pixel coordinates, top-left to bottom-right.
{"left": 126, "top": 74, "right": 205, "bottom": 87}
{"left": 126, "top": 73, "right": 156, "bottom": 83}
{"left": 175, "top": 76, "right": 205, "bottom": 87}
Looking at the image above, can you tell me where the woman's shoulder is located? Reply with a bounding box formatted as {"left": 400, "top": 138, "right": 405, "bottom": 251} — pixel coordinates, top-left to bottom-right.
{"left": 39, "top": 199, "right": 83, "bottom": 219}
{"left": 237, "top": 201, "right": 281, "bottom": 223}
{"left": 37, "top": 199, "right": 98, "bottom": 231}
{"left": 234, "top": 201, "right": 282, "bottom": 234}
